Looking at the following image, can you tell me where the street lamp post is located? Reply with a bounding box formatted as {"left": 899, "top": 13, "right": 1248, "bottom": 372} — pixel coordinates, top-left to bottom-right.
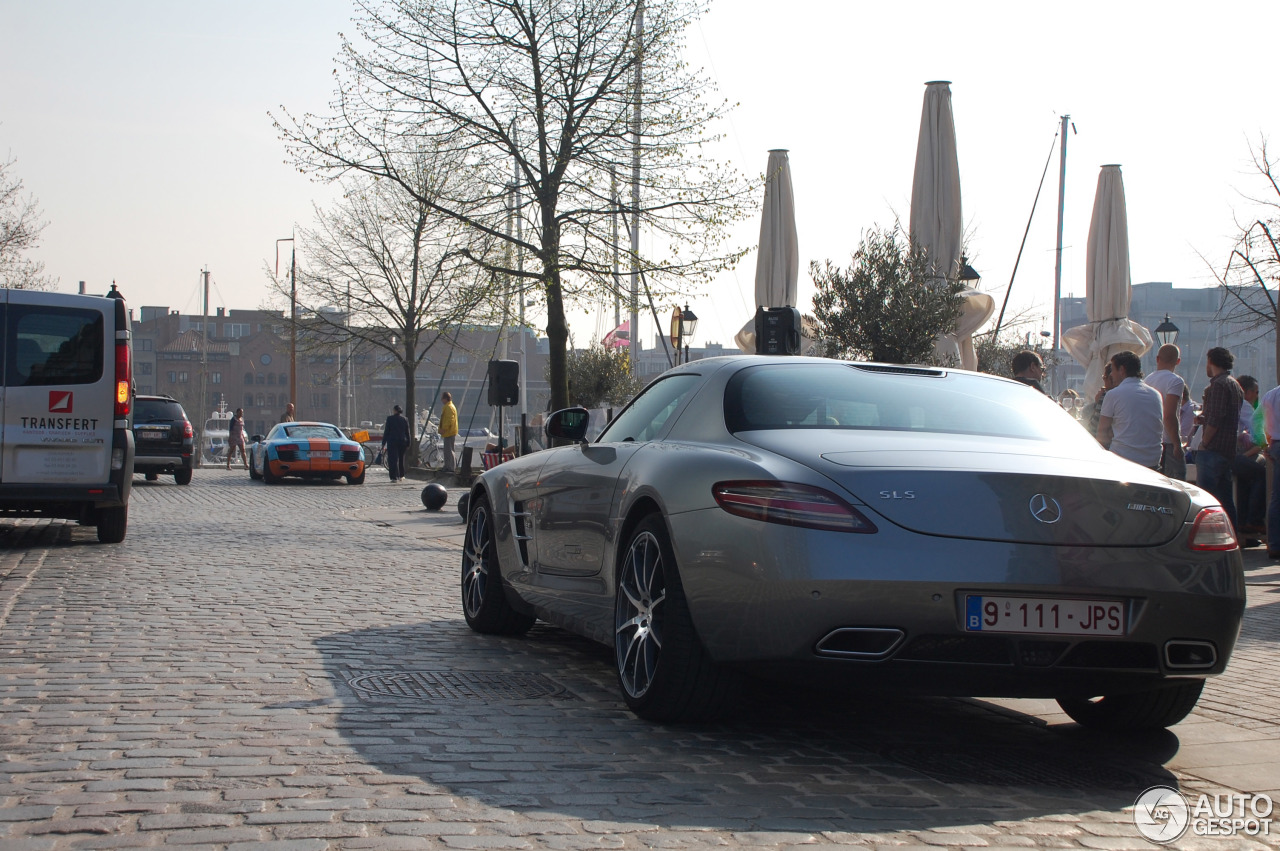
{"left": 670, "top": 304, "right": 698, "bottom": 364}
{"left": 276, "top": 237, "right": 297, "bottom": 417}
{"left": 1153, "top": 313, "right": 1180, "bottom": 348}
{"left": 680, "top": 305, "right": 697, "bottom": 364}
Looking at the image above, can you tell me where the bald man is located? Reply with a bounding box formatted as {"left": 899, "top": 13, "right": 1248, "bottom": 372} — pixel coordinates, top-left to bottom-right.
{"left": 1143, "top": 344, "right": 1187, "bottom": 480}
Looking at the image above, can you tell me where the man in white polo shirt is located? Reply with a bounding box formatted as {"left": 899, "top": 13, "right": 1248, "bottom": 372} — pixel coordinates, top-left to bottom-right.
{"left": 1144, "top": 344, "right": 1187, "bottom": 480}
{"left": 1096, "top": 350, "right": 1163, "bottom": 469}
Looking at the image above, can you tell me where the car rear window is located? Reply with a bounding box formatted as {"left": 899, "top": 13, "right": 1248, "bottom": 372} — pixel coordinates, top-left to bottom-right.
{"left": 135, "top": 399, "right": 186, "bottom": 420}
{"left": 4, "top": 305, "right": 104, "bottom": 387}
{"left": 724, "top": 363, "right": 1094, "bottom": 445}
{"left": 282, "top": 425, "right": 344, "bottom": 440}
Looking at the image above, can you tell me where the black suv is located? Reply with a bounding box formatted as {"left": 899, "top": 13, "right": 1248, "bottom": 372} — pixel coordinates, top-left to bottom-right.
{"left": 132, "top": 395, "right": 194, "bottom": 485}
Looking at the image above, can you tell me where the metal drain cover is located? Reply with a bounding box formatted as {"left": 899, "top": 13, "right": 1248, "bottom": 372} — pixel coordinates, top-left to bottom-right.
{"left": 347, "top": 670, "right": 571, "bottom": 702}
{"left": 883, "top": 745, "right": 1162, "bottom": 790}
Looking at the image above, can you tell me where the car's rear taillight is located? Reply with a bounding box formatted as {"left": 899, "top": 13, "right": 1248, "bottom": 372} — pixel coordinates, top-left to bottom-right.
{"left": 1188, "top": 507, "right": 1238, "bottom": 551}
{"left": 712, "top": 481, "right": 877, "bottom": 533}
{"left": 114, "top": 336, "right": 131, "bottom": 417}
{"left": 183, "top": 419, "right": 194, "bottom": 439}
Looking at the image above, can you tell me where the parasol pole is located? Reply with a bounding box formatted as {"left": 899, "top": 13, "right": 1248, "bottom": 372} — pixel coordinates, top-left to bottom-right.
{"left": 1052, "top": 114, "right": 1070, "bottom": 353}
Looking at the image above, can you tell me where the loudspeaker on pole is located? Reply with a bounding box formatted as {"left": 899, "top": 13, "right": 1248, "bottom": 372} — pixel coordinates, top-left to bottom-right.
{"left": 487, "top": 359, "right": 520, "bottom": 406}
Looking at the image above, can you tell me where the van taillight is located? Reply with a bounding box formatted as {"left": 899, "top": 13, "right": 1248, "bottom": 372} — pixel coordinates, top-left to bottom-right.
{"left": 114, "top": 338, "right": 131, "bottom": 417}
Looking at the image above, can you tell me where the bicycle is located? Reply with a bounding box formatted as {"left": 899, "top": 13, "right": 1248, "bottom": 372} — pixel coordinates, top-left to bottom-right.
{"left": 419, "top": 431, "right": 444, "bottom": 469}
{"left": 362, "top": 441, "right": 386, "bottom": 470}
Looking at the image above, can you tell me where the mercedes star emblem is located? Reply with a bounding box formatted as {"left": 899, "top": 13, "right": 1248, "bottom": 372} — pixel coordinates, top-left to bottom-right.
{"left": 1029, "top": 494, "right": 1062, "bottom": 524}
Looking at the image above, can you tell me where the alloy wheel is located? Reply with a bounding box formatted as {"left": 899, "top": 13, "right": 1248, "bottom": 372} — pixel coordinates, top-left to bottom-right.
{"left": 615, "top": 530, "right": 666, "bottom": 699}
{"left": 462, "top": 503, "right": 491, "bottom": 618}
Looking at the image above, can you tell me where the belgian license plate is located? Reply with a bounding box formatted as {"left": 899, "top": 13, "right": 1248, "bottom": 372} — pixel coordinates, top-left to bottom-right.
{"left": 964, "top": 595, "right": 1126, "bottom": 636}
{"left": 138, "top": 431, "right": 165, "bottom": 440}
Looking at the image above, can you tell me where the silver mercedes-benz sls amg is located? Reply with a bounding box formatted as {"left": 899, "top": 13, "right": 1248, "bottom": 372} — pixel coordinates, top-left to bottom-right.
{"left": 460, "top": 356, "right": 1244, "bottom": 729}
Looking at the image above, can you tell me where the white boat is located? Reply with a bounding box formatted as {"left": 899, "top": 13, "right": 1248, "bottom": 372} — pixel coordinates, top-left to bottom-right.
{"left": 201, "top": 400, "right": 233, "bottom": 465}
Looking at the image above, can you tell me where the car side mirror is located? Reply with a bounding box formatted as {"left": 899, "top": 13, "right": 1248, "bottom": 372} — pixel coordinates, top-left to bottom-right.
{"left": 250, "top": 434, "right": 263, "bottom": 443}
{"left": 546, "top": 407, "right": 590, "bottom": 444}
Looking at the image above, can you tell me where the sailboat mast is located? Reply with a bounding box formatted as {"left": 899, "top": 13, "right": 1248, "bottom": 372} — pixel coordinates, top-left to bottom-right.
{"left": 612, "top": 166, "right": 620, "bottom": 331}
{"left": 628, "top": 0, "right": 643, "bottom": 373}
{"left": 199, "top": 268, "right": 209, "bottom": 466}
{"left": 1052, "top": 114, "right": 1070, "bottom": 353}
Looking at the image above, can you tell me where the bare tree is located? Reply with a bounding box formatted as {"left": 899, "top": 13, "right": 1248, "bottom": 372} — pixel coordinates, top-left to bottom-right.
{"left": 0, "top": 154, "right": 56, "bottom": 290}
{"left": 274, "top": 0, "right": 751, "bottom": 410}
{"left": 272, "top": 159, "right": 496, "bottom": 462}
{"left": 1205, "top": 137, "right": 1280, "bottom": 381}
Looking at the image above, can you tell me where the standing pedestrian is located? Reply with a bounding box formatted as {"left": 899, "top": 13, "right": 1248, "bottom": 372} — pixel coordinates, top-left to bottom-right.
{"left": 1195, "top": 347, "right": 1244, "bottom": 530}
{"left": 1095, "top": 351, "right": 1163, "bottom": 469}
{"left": 279, "top": 402, "right": 296, "bottom": 423}
{"left": 1260, "top": 382, "right": 1280, "bottom": 559}
{"left": 1143, "top": 344, "right": 1188, "bottom": 480}
{"left": 225, "top": 408, "right": 248, "bottom": 470}
{"left": 439, "top": 391, "right": 459, "bottom": 472}
{"left": 381, "top": 404, "right": 411, "bottom": 482}
{"left": 1233, "top": 376, "right": 1266, "bottom": 539}
{"left": 1085, "top": 361, "right": 1116, "bottom": 438}
{"left": 1011, "top": 351, "right": 1047, "bottom": 393}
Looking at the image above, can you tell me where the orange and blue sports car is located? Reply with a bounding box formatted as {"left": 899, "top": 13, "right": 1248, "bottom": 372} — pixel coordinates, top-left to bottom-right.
{"left": 248, "top": 421, "right": 365, "bottom": 485}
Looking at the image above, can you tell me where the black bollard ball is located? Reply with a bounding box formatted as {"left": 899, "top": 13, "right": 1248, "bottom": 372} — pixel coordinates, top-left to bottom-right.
{"left": 457, "top": 491, "right": 470, "bottom": 520}
{"left": 421, "top": 482, "right": 448, "bottom": 511}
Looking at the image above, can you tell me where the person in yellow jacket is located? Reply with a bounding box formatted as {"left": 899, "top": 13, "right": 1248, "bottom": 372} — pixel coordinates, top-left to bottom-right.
{"left": 439, "top": 392, "right": 459, "bottom": 471}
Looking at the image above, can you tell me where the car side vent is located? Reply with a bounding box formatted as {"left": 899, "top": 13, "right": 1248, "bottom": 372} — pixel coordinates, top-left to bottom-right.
{"left": 896, "top": 635, "right": 1013, "bottom": 665}
{"left": 851, "top": 364, "right": 945, "bottom": 377}
{"left": 512, "top": 501, "right": 531, "bottom": 567}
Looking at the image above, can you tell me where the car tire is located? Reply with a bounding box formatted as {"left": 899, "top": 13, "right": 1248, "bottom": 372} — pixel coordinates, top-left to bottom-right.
{"left": 248, "top": 457, "right": 262, "bottom": 480}
{"left": 614, "top": 514, "right": 739, "bottom": 723}
{"left": 461, "top": 494, "right": 535, "bottom": 635}
{"left": 263, "top": 460, "right": 280, "bottom": 485}
{"left": 96, "top": 505, "right": 128, "bottom": 544}
{"left": 144, "top": 472, "right": 158, "bottom": 481}
{"left": 1056, "top": 680, "right": 1205, "bottom": 731}
{"left": 347, "top": 469, "right": 366, "bottom": 485}
{"left": 174, "top": 467, "right": 192, "bottom": 486}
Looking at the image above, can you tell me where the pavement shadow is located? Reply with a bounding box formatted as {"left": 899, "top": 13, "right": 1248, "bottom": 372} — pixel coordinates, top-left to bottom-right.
{"left": 316, "top": 619, "right": 1185, "bottom": 832}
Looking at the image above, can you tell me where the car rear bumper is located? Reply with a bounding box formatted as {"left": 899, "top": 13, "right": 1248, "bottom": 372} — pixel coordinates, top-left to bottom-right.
{"left": 267, "top": 458, "right": 364, "bottom": 478}
{"left": 0, "top": 483, "right": 127, "bottom": 521}
{"left": 670, "top": 508, "right": 1246, "bottom": 692}
{"left": 135, "top": 452, "right": 193, "bottom": 471}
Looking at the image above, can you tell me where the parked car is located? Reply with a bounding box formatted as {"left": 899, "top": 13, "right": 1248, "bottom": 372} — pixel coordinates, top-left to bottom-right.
{"left": 455, "top": 426, "right": 498, "bottom": 463}
{"left": 132, "top": 394, "right": 194, "bottom": 484}
{"left": 0, "top": 285, "right": 134, "bottom": 542}
{"left": 248, "top": 421, "right": 365, "bottom": 485}
{"left": 460, "top": 355, "right": 1245, "bottom": 729}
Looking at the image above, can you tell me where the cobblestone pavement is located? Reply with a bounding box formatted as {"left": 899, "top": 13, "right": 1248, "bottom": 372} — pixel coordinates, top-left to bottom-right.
{"left": 1, "top": 468, "right": 1278, "bottom": 850}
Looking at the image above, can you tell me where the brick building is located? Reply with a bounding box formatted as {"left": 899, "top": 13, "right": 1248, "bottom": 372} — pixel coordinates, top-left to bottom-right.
{"left": 130, "top": 305, "right": 552, "bottom": 455}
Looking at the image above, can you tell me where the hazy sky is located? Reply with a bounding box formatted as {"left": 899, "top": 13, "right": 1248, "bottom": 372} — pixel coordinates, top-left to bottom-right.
{"left": 3, "top": 0, "right": 1278, "bottom": 352}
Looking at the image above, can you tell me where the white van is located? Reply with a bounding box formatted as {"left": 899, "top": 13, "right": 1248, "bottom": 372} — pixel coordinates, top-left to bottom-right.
{"left": 0, "top": 286, "right": 135, "bottom": 542}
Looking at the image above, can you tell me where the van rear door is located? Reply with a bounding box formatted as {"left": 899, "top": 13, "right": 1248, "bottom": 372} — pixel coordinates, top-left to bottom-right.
{"left": 1, "top": 290, "right": 115, "bottom": 486}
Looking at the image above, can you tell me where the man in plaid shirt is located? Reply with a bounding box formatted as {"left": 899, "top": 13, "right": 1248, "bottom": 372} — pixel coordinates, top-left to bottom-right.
{"left": 1195, "top": 346, "right": 1244, "bottom": 530}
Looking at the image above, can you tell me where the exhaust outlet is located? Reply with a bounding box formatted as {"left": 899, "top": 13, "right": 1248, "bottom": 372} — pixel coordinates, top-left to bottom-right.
{"left": 815, "top": 627, "right": 905, "bottom": 659}
{"left": 1164, "top": 640, "right": 1217, "bottom": 670}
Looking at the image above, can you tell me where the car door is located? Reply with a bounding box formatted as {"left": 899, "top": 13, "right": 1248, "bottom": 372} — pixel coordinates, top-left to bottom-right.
{"left": 1, "top": 291, "right": 113, "bottom": 486}
{"left": 532, "top": 374, "right": 703, "bottom": 577}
